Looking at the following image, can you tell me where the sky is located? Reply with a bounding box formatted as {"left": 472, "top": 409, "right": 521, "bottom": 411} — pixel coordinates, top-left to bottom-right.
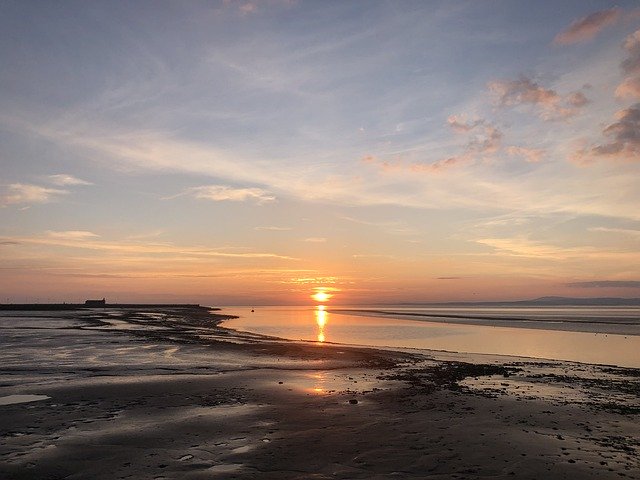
{"left": 1, "top": 0, "right": 640, "bottom": 305}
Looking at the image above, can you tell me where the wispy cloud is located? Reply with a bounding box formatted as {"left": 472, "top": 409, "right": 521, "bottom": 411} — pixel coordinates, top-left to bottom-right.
{"left": 0, "top": 233, "right": 295, "bottom": 261}
{"left": 0, "top": 183, "right": 69, "bottom": 207}
{"left": 303, "top": 237, "right": 326, "bottom": 243}
{"left": 589, "top": 227, "right": 640, "bottom": 237}
{"left": 553, "top": 8, "right": 621, "bottom": 45}
{"left": 45, "top": 230, "right": 100, "bottom": 240}
{"left": 475, "top": 237, "right": 596, "bottom": 260}
{"left": 255, "top": 226, "right": 292, "bottom": 231}
{"left": 488, "top": 76, "right": 588, "bottom": 120}
{"left": 170, "top": 185, "right": 276, "bottom": 204}
{"left": 46, "top": 174, "right": 93, "bottom": 186}
{"left": 567, "top": 280, "right": 640, "bottom": 288}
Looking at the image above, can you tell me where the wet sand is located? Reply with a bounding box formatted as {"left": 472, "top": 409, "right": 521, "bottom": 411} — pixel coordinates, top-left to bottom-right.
{"left": 0, "top": 306, "right": 638, "bottom": 479}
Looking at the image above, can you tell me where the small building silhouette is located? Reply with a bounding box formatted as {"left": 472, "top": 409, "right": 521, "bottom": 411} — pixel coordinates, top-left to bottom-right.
{"left": 84, "top": 298, "right": 106, "bottom": 307}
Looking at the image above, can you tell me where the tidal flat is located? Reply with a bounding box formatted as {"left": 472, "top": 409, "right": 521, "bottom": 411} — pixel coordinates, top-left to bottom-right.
{"left": 0, "top": 306, "right": 638, "bottom": 479}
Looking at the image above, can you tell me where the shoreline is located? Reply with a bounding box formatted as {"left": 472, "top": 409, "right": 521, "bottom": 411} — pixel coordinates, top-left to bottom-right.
{"left": 1, "top": 306, "right": 638, "bottom": 479}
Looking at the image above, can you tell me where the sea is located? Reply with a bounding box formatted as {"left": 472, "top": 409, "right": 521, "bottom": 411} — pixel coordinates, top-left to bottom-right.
{"left": 222, "top": 305, "right": 640, "bottom": 368}
{"left": 0, "top": 305, "right": 638, "bottom": 371}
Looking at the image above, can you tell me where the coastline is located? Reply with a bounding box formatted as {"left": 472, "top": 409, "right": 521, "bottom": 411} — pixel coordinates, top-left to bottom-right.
{"left": 1, "top": 306, "right": 638, "bottom": 479}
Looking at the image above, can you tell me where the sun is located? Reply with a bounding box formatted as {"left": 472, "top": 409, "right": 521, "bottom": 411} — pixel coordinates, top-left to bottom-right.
{"left": 312, "top": 291, "right": 331, "bottom": 303}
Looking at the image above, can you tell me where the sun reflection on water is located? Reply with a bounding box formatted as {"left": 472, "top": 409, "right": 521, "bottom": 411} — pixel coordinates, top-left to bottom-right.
{"left": 315, "top": 305, "right": 327, "bottom": 343}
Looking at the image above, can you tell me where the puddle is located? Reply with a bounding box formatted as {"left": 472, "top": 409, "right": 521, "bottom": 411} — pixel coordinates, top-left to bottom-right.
{"left": 207, "top": 463, "right": 243, "bottom": 473}
{"left": 231, "top": 445, "right": 253, "bottom": 454}
{"left": 0, "top": 394, "right": 50, "bottom": 406}
{"left": 269, "top": 371, "right": 382, "bottom": 395}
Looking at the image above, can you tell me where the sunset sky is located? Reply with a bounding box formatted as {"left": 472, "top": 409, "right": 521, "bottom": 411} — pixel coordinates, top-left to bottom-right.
{"left": 1, "top": 1, "right": 640, "bottom": 305}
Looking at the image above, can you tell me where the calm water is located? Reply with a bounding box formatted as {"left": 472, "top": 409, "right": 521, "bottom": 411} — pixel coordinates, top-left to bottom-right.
{"left": 222, "top": 305, "right": 640, "bottom": 368}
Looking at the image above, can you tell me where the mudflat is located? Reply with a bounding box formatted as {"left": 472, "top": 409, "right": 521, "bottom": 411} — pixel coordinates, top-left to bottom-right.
{"left": 0, "top": 307, "right": 638, "bottom": 479}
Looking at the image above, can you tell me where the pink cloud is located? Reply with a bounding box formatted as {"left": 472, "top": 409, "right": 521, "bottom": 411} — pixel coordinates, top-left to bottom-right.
{"left": 573, "top": 104, "right": 640, "bottom": 163}
{"left": 554, "top": 8, "right": 621, "bottom": 45}
{"left": 488, "top": 76, "right": 589, "bottom": 120}
{"left": 616, "top": 77, "right": 640, "bottom": 99}
{"left": 621, "top": 29, "right": 640, "bottom": 75}
{"left": 566, "top": 91, "right": 589, "bottom": 108}
{"left": 615, "top": 30, "right": 640, "bottom": 100}
{"left": 505, "top": 146, "right": 545, "bottom": 163}
{"left": 410, "top": 157, "right": 467, "bottom": 173}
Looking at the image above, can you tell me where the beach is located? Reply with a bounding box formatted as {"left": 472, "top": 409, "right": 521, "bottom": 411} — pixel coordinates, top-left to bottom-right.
{"left": 1, "top": 306, "right": 638, "bottom": 479}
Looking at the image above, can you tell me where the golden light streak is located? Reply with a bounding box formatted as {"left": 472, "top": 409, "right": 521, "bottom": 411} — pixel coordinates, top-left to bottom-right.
{"left": 315, "top": 305, "right": 327, "bottom": 343}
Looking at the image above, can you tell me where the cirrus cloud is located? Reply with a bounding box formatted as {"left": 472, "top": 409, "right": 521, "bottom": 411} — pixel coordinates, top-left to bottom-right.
{"left": 171, "top": 185, "right": 276, "bottom": 205}
{"left": 0, "top": 183, "right": 69, "bottom": 207}
{"left": 46, "top": 174, "right": 93, "bottom": 186}
{"left": 45, "top": 230, "right": 100, "bottom": 240}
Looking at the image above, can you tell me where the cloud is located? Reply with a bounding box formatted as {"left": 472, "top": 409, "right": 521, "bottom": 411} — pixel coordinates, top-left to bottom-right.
{"left": 573, "top": 104, "right": 640, "bottom": 162}
{"left": 437, "top": 276, "right": 461, "bottom": 280}
{"left": 1, "top": 233, "right": 295, "bottom": 261}
{"left": 615, "top": 77, "right": 640, "bottom": 99}
{"left": 368, "top": 115, "right": 539, "bottom": 175}
{"left": 589, "top": 227, "right": 640, "bottom": 237}
{"left": 47, "top": 174, "right": 93, "bottom": 186}
{"left": 567, "top": 280, "right": 640, "bottom": 288}
{"left": 172, "top": 185, "right": 276, "bottom": 204}
{"left": 255, "top": 226, "right": 292, "bottom": 231}
{"left": 474, "top": 237, "right": 597, "bottom": 259}
{"left": 488, "top": 76, "right": 588, "bottom": 120}
{"left": 45, "top": 230, "right": 100, "bottom": 240}
{"left": 505, "top": 146, "right": 545, "bottom": 163}
{"left": 615, "top": 30, "right": 640, "bottom": 99}
{"left": 410, "top": 156, "right": 469, "bottom": 173}
{"left": 467, "top": 125, "right": 503, "bottom": 155}
{"left": 566, "top": 91, "right": 589, "bottom": 108}
{"left": 446, "top": 116, "right": 502, "bottom": 152}
{"left": 553, "top": 8, "right": 621, "bottom": 45}
{"left": 303, "top": 237, "right": 326, "bottom": 243}
{"left": 0, "top": 183, "right": 69, "bottom": 207}
{"left": 621, "top": 30, "right": 640, "bottom": 76}
{"left": 446, "top": 115, "right": 483, "bottom": 133}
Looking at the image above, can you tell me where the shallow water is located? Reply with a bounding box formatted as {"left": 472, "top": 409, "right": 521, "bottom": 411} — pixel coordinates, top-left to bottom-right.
{"left": 0, "top": 394, "right": 50, "bottom": 406}
{"left": 222, "top": 306, "right": 640, "bottom": 368}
